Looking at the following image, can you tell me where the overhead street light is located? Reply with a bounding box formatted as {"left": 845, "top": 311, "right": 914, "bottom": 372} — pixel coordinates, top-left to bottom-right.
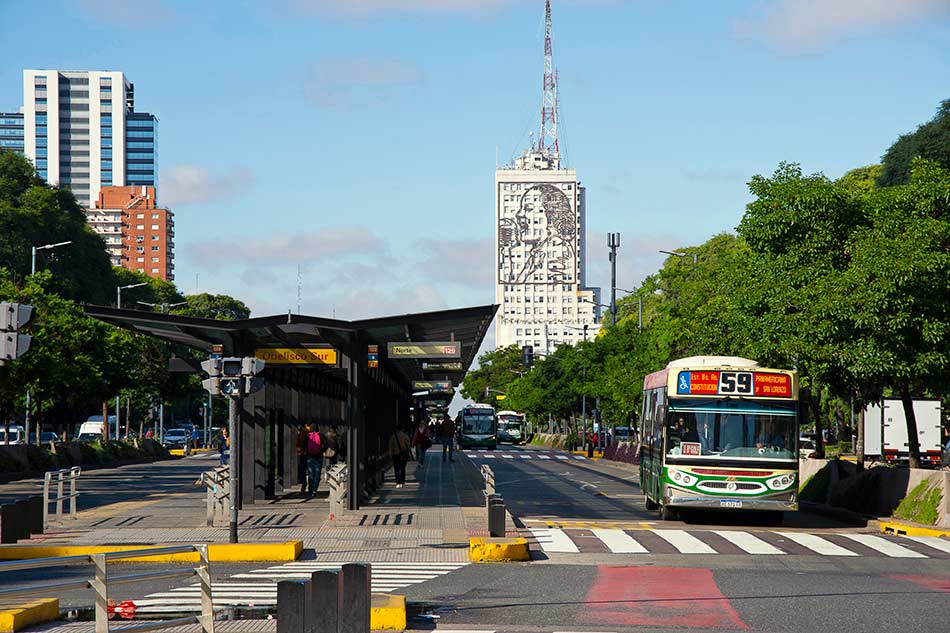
{"left": 659, "top": 250, "right": 698, "bottom": 266}
{"left": 138, "top": 300, "right": 188, "bottom": 314}
{"left": 31, "top": 241, "right": 73, "bottom": 275}
{"left": 616, "top": 288, "right": 643, "bottom": 333}
{"left": 117, "top": 282, "right": 148, "bottom": 309}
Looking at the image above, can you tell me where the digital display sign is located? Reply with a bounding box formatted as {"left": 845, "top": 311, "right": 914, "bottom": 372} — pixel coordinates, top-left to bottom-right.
{"left": 677, "top": 371, "right": 792, "bottom": 398}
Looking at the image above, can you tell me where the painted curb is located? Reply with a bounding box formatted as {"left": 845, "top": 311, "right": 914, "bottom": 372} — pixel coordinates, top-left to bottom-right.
{"left": 0, "top": 541, "right": 303, "bottom": 563}
{"left": 371, "top": 593, "right": 406, "bottom": 630}
{"left": 168, "top": 448, "right": 214, "bottom": 456}
{"left": 0, "top": 599, "right": 59, "bottom": 633}
{"left": 469, "top": 537, "right": 530, "bottom": 562}
{"left": 879, "top": 520, "right": 950, "bottom": 538}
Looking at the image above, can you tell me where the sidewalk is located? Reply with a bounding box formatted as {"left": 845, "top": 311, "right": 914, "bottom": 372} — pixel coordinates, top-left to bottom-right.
{"left": 18, "top": 446, "right": 497, "bottom": 562}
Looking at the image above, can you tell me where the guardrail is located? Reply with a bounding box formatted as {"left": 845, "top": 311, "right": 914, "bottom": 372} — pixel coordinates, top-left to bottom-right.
{"left": 200, "top": 466, "right": 229, "bottom": 527}
{"left": 43, "top": 466, "right": 80, "bottom": 530}
{"left": 0, "top": 545, "right": 215, "bottom": 633}
{"left": 481, "top": 464, "right": 495, "bottom": 496}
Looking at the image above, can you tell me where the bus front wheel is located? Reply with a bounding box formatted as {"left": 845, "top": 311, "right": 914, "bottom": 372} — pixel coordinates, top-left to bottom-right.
{"left": 660, "top": 504, "right": 678, "bottom": 521}
{"left": 644, "top": 496, "right": 658, "bottom": 511}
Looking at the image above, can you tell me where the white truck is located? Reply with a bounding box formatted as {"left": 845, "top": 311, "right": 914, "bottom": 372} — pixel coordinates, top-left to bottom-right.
{"left": 864, "top": 399, "right": 943, "bottom": 466}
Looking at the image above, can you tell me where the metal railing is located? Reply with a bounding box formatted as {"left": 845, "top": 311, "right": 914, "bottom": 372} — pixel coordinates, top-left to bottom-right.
{"left": 200, "top": 466, "right": 229, "bottom": 527}
{"left": 43, "top": 466, "right": 80, "bottom": 530}
{"left": 481, "top": 464, "right": 495, "bottom": 497}
{"left": 327, "top": 464, "right": 347, "bottom": 517}
{"left": 0, "top": 544, "right": 215, "bottom": 633}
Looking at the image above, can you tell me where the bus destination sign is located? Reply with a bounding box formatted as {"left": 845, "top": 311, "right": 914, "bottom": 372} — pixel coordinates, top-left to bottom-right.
{"left": 677, "top": 370, "right": 791, "bottom": 398}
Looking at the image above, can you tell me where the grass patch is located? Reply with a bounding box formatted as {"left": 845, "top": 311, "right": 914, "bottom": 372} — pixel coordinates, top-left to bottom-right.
{"left": 893, "top": 480, "right": 942, "bottom": 525}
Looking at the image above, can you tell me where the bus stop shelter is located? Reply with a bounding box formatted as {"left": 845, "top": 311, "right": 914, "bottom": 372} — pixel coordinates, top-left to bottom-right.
{"left": 84, "top": 304, "right": 497, "bottom": 511}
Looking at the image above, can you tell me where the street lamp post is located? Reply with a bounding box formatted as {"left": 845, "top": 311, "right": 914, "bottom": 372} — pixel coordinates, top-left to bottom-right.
{"left": 117, "top": 282, "right": 148, "bottom": 309}
{"left": 607, "top": 233, "right": 621, "bottom": 326}
{"left": 616, "top": 289, "right": 642, "bottom": 332}
{"left": 659, "top": 249, "right": 698, "bottom": 267}
{"left": 26, "top": 240, "right": 73, "bottom": 445}
{"left": 137, "top": 300, "right": 187, "bottom": 314}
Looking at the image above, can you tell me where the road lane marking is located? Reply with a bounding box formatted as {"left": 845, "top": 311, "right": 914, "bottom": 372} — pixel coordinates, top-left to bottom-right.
{"left": 777, "top": 531, "right": 858, "bottom": 556}
{"left": 556, "top": 455, "right": 569, "bottom": 459}
{"left": 905, "top": 535, "right": 950, "bottom": 554}
{"left": 839, "top": 533, "right": 927, "bottom": 558}
{"left": 591, "top": 528, "right": 648, "bottom": 553}
{"left": 653, "top": 529, "right": 717, "bottom": 554}
{"left": 520, "top": 455, "right": 532, "bottom": 459}
{"left": 711, "top": 530, "right": 784, "bottom": 555}
{"left": 538, "top": 455, "right": 551, "bottom": 459}
{"left": 502, "top": 455, "right": 514, "bottom": 459}
{"left": 529, "top": 527, "right": 580, "bottom": 553}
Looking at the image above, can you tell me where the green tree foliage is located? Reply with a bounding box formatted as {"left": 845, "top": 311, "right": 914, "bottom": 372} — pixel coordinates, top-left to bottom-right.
{"left": 175, "top": 293, "right": 251, "bottom": 320}
{"left": 459, "top": 345, "right": 523, "bottom": 403}
{"left": 838, "top": 164, "right": 882, "bottom": 192}
{"left": 0, "top": 150, "right": 114, "bottom": 304}
{"left": 878, "top": 100, "right": 950, "bottom": 187}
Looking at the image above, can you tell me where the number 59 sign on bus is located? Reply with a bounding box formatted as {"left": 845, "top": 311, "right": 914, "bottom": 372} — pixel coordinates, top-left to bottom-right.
{"left": 676, "top": 370, "right": 792, "bottom": 398}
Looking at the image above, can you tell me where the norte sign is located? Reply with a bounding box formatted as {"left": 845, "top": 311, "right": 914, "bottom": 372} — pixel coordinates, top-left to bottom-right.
{"left": 413, "top": 380, "right": 454, "bottom": 394}
{"left": 387, "top": 342, "right": 461, "bottom": 359}
{"left": 255, "top": 347, "right": 338, "bottom": 366}
{"left": 422, "top": 361, "right": 463, "bottom": 371}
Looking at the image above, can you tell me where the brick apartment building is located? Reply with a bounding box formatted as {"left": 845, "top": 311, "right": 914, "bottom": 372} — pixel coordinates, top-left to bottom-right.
{"left": 86, "top": 185, "right": 175, "bottom": 281}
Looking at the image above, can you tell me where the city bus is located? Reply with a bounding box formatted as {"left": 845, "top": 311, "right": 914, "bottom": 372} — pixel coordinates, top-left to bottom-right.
{"left": 496, "top": 410, "right": 527, "bottom": 444}
{"left": 457, "top": 404, "right": 497, "bottom": 450}
{"left": 639, "top": 356, "right": 799, "bottom": 521}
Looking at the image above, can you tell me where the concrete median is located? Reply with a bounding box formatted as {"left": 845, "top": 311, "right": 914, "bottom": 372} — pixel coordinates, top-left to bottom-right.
{"left": 469, "top": 536, "right": 530, "bottom": 562}
{"left": 0, "top": 599, "right": 58, "bottom": 633}
{"left": 0, "top": 540, "right": 302, "bottom": 562}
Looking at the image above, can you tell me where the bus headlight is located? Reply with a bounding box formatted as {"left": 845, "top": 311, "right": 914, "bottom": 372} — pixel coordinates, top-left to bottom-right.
{"left": 767, "top": 473, "right": 796, "bottom": 490}
{"left": 669, "top": 469, "right": 694, "bottom": 487}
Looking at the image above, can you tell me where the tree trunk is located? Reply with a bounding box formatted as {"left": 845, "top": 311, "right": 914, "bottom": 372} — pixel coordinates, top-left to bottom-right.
{"left": 126, "top": 397, "right": 131, "bottom": 440}
{"left": 804, "top": 390, "right": 824, "bottom": 459}
{"left": 899, "top": 382, "right": 921, "bottom": 469}
{"left": 855, "top": 407, "right": 865, "bottom": 472}
{"left": 101, "top": 400, "right": 109, "bottom": 442}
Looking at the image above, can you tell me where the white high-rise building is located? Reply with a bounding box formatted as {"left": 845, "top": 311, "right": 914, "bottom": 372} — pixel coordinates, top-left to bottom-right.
{"left": 495, "top": 149, "right": 601, "bottom": 354}
{"left": 20, "top": 69, "right": 157, "bottom": 209}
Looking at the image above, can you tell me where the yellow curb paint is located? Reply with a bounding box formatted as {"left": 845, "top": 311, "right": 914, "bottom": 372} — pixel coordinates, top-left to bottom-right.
{"left": 879, "top": 520, "right": 950, "bottom": 538}
{"left": 0, "top": 541, "right": 302, "bottom": 563}
{"left": 370, "top": 594, "right": 406, "bottom": 630}
{"left": 469, "top": 537, "right": 530, "bottom": 562}
{"left": 0, "top": 599, "right": 59, "bottom": 633}
{"left": 168, "top": 448, "right": 214, "bottom": 456}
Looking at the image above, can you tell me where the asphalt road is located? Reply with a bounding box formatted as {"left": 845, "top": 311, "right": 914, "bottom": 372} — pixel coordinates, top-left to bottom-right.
{"left": 0, "top": 453, "right": 212, "bottom": 508}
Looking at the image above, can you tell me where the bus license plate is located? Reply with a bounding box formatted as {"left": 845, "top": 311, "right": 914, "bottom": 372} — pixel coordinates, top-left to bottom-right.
{"left": 720, "top": 499, "right": 742, "bottom": 509}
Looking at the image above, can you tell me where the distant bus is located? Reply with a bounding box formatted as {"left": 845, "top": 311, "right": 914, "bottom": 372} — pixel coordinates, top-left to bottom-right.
{"left": 496, "top": 411, "right": 527, "bottom": 444}
{"left": 640, "top": 356, "right": 800, "bottom": 521}
{"left": 458, "top": 404, "right": 497, "bottom": 450}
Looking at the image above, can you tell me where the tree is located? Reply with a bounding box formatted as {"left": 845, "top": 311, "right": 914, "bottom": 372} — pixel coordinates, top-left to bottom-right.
{"left": 175, "top": 293, "right": 251, "bottom": 320}
{"left": 878, "top": 100, "right": 950, "bottom": 187}
{"left": 459, "top": 345, "right": 523, "bottom": 404}
{"left": 839, "top": 164, "right": 882, "bottom": 192}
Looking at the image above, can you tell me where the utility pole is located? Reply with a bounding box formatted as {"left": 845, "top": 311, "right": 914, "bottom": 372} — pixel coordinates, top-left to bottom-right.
{"left": 608, "top": 233, "right": 620, "bottom": 326}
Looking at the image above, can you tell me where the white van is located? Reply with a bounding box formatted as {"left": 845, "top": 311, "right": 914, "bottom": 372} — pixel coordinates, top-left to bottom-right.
{"left": 76, "top": 416, "right": 118, "bottom": 439}
{"left": 0, "top": 425, "right": 25, "bottom": 445}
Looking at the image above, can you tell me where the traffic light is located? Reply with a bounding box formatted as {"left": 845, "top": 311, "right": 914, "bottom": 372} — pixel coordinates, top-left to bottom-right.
{"left": 219, "top": 357, "right": 243, "bottom": 397}
{"left": 0, "top": 302, "right": 34, "bottom": 365}
{"left": 200, "top": 358, "right": 222, "bottom": 394}
{"left": 202, "top": 356, "right": 267, "bottom": 397}
{"left": 522, "top": 345, "right": 533, "bottom": 367}
{"left": 242, "top": 357, "right": 266, "bottom": 395}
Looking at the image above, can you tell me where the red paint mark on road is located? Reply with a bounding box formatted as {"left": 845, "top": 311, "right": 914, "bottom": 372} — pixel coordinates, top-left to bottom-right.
{"left": 580, "top": 566, "right": 750, "bottom": 630}
{"left": 889, "top": 574, "right": 950, "bottom": 592}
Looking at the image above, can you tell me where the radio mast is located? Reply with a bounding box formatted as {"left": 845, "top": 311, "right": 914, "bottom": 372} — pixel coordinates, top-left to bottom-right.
{"left": 537, "top": 0, "right": 559, "bottom": 164}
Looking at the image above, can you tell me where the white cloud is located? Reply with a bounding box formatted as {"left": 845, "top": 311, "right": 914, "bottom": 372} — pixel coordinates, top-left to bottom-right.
{"left": 737, "top": 0, "right": 950, "bottom": 51}
{"left": 304, "top": 59, "right": 425, "bottom": 111}
{"left": 158, "top": 165, "right": 255, "bottom": 207}
{"left": 186, "top": 228, "right": 388, "bottom": 270}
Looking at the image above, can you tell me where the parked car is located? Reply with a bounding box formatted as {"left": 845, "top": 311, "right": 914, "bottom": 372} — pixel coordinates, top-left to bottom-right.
{"left": 162, "top": 428, "right": 190, "bottom": 449}
{"left": 613, "top": 426, "right": 632, "bottom": 442}
{"left": 942, "top": 439, "right": 949, "bottom": 466}
{"left": 40, "top": 431, "right": 60, "bottom": 443}
{"left": 0, "top": 425, "right": 25, "bottom": 445}
{"left": 76, "top": 433, "right": 102, "bottom": 443}
{"left": 799, "top": 436, "right": 817, "bottom": 459}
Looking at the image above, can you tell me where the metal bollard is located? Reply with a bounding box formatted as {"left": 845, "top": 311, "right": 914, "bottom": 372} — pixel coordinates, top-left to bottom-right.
{"left": 339, "top": 563, "right": 371, "bottom": 633}
{"left": 311, "top": 570, "right": 341, "bottom": 633}
{"left": 277, "top": 580, "right": 311, "bottom": 633}
{"left": 488, "top": 495, "right": 506, "bottom": 538}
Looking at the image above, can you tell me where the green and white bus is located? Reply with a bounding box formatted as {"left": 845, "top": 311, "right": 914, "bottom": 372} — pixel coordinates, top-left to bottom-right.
{"left": 458, "top": 404, "right": 497, "bottom": 450}
{"left": 640, "top": 356, "right": 800, "bottom": 521}
{"left": 496, "top": 411, "right": 527, "bottom": 444}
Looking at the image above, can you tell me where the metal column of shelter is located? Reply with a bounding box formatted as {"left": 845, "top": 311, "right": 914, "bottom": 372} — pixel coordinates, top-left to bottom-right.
{"left": 83, "top": 304, "right": 497, "bottom": 509}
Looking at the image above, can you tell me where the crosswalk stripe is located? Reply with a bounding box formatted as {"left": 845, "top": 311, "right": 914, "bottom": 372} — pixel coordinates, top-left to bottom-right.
{"left": 556, "top": 455, "right": 569, "bottom": 459}
{"left": 530, "top": 527, "right": 580, "bottom": 553}
{"left": 573, "top": 456, "right": 585, "bottom": 460}
{"left": 777, "top": 532, "right": 858, "bottom": 556}
{"left": 538, "top": 455, "right": 551, "bottom": 460}
{"left": 839, "top": 533, "right": 927, "bottom": 558}
{"left": 520, "top": 455, "right": 532, "bottom": 459}
{"left": 591, "top": 528, "right": 648, "bottom": 553}
{"left": 653, "top": 529, "right": 717, "bottom": 554}
{"left": 711, "top": 530, "right": 784, "bottom": 555}
{"left": 502, "top": 455, "right": 514, "bottom": 459}
{"left": 905, "top": 535, "right": 950, "bottom": 554}
{"left": 482, "top": 454, "right": 496, "bottom": 458}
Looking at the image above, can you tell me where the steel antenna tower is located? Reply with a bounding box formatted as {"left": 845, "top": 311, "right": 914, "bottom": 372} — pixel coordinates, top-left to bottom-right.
{"left": 538, "top": 0, "right": 559, "bottom": 163}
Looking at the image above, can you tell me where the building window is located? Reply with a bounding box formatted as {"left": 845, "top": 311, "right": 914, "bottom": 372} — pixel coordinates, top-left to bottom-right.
{"left": 100, "top": 138, "right": 112, "bottom": 148}
{"left": 101, "top": 150, "right": 112, "bottom": 158}
{"left": 151, "top": 214, "right": 159, "bottom": 219}
{"left": 151, "top": 235, "right": 159, "bottom": 241}
{"left": 136, "top": 247, "right": 144, "bottom": 253}
{"left": 127, "top": 130, "right": 153, "bottom": 138}
{"left": 151, "top": 246, "right": 159, "bottom": 251}
{"left": 150, "top": 224, "right": 159, "bottom": 230}
{"left": 136, "top": 236, "right": 144, "bottom": 243}
{"left": 136, "top": 257, "right": 144, "bottom": 262}
{"left": 101, "top": 160, "right": 112, "bottom": 169}
{"left": 151, "top": 268, "right": 159, "bottom": 273}
{"left": 151, "top": 257, "right": 159, "bottom": 262}
{"left": 135, "top": 213, "right": 144, "bottom": 219}
{"left": 136, "top": 224, "right": 144, "bottom": 229}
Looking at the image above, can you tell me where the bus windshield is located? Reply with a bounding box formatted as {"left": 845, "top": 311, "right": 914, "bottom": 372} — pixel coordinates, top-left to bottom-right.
{"left": 665, "top": 399, "right": 797, "bottom": 460}
{"left": 461, "top": 412, "right": 494, "bottom": 435}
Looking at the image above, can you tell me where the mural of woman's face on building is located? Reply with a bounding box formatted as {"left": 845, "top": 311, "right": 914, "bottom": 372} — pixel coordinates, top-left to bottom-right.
{"left": 499, "top": 183, "right": 576, "bottom": 284}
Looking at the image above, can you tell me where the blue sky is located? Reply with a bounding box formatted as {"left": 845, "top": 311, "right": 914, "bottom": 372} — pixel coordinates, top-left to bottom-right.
{"left": 2, "top": 0, "right": 949, "bottom": 329}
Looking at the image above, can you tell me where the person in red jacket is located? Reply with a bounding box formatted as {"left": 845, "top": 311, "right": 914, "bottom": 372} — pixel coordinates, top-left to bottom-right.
{"left": 412, "top": 419, "right": 431, "bottom": 467}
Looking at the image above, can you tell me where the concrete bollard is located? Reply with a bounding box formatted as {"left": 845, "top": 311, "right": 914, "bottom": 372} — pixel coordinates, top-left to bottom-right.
{"left": 26, "top": 496, "right": 43, "bottom": 536}
{"left": 488, "top": 496, "right": 506, "bottom": 538}
{"left": 339, "top": 563, "right": 371, "bottom": 633}
{"left": 311, "top": 570, "right": 341, "bottom": 633}
{"left": 13, "top": 499, "right": 30, "bottom": 541}
{"left": 277, "top": 580, "right": 311, "bottom": 633}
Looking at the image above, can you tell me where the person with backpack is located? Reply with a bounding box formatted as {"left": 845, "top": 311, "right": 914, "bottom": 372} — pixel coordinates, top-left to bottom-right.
{"left": 304, "top": 424, "right": 325, "bottom": 495}
{"left": 296, "top": 425, "right": 310, "bottom": 494}
{"left": 389, "top": 426, "right": 412, "bottom": 488}
{"left": 412, "top": 419, "right": 432, "bottom": 467}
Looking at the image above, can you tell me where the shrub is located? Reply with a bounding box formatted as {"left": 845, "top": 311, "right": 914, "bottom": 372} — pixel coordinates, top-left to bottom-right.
{"left": 893, "top": 480, "right": 942, "bottom": 525}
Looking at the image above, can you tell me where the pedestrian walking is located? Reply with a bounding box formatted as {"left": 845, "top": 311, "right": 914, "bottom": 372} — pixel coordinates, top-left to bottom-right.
{"left": 217, "top": 427, "right": 229, "bottom": 465}
{"left": 145, "top": 428, "right": 154, "bottom": 440}
{"left": 412, "top": 420, "right": 431, "bottom": 467}
{"left": 305, "top": 424, "right": 325, "bottom": 495}
{"left": 439, "top": 413, "right": 456, "bottom": 462}
{"left": 296, "top": 425, "right": 309, "bottom": 493}
{"left": 389, "top": 426, "right": 412, "bottom": 487}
